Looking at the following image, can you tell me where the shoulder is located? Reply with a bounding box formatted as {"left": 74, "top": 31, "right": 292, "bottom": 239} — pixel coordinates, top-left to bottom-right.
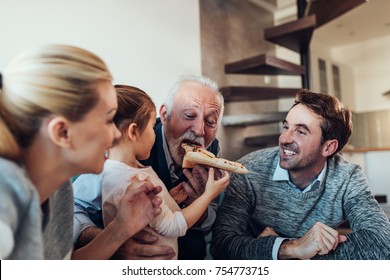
{"left": 327, "top": 153, "right": 363, "bottom": 176}
{"left": 73, "top": 173, "right": 102, "bottom": 187}
{"left": 73, "top": 172, "right": 103, "bottom": 200}
{"left": 0, "top": 157, "right": 37, "bottom": 201}
{"left": 238, "top": 147, "right": 279, "bottom": 170}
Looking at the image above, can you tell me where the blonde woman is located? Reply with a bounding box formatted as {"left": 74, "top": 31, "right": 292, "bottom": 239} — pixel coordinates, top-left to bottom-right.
{"left": 0, "top": 45, "right": 162, "bottom": 260}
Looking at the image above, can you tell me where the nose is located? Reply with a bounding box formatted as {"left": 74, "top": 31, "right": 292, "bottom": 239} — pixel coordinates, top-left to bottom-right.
{"left": 191, "top": 118, "right": 205, "bottom": 136}
{"left": 279, "top": 129, "right": 293, "bottom": 145}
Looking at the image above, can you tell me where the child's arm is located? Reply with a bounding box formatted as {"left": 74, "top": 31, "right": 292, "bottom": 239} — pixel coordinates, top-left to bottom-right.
{"left": 181, "top": 168, "right": 229, "bottom": 229}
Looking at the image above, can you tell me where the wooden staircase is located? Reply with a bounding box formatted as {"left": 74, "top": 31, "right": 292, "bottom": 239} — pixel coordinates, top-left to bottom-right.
{"left": 221, "top": 0, "right": 367, "bottom": 148}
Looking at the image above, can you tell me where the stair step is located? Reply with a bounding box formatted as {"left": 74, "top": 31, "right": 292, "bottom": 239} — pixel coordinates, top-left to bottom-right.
{"left": 264, "top": 15, "right": 316, "bottom": 53}
{"left": 220, "top": 86, "right": 299, "bottom": 102}
{"left": 225, "top": 54, "right": 305, "bottom": 76}
{"left": 307, "top": 0, "right": 367, "bottom": 28}
{"left": 244, "top": 134, "right": 280, "bottom": 147}
{"left": 222, "top": 112, "right": 287, "bottom": 127}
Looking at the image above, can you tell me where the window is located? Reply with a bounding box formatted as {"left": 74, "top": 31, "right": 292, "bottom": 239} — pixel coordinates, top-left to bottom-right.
{"left": 318, "top": 59, "right": 328, "bottom": 93}
{"left": 332, "top": 64, "right": 341, "bottom": 100}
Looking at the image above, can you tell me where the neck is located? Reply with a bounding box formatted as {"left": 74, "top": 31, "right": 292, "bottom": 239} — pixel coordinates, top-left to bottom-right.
{"left": 24, "top": 138, "right": 71, "bottom": 203}
{"left": 288, "top": 162, "right": 325, "bottom": 190}
{"left": 108, "top": 143, "right": 137, "bottom": 168}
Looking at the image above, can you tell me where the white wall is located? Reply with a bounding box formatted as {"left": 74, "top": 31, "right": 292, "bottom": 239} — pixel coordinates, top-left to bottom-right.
{"left": 343, "top": 151, "right": 390, "bottom": 200}
{"left": 331, "top": 35, "right": 390, "bottom": 113}
{"left": 309, "top": 40, "right": 357, "bottom": 110}
{"left": 0, "top": 0, "right": 201, "bottom": 111}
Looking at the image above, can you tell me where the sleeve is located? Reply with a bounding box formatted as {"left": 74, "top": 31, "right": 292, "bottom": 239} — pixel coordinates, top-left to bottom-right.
{"left": 313, "top": 166, "right": 390, "bottom": 260}
{"left": 0, "top": 171, "right": 35, "bottom": 259}
{"left": 149, "top": 201, "right": 188, "bottom": 238}
{"left": 0, "top": 183, "right": 15, "bottom": 259}
{"left": 210, "top": 171, "right": 276, "bottom": 260}
{"left": 0, "top": 218, "right": 15, "bottom": 259}
{"left": 73, "top": 173, "right": 104, "bottom": 244}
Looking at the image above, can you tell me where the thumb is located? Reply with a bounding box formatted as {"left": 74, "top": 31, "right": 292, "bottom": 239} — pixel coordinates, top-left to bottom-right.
{"left": 338, "top": 235, "right": 347, "bottom": 243}
{"left": 207, "top": 167, "right": 215, "bottom": 182}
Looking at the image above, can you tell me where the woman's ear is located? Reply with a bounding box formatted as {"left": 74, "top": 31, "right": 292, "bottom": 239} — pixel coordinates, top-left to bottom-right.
{"left": 160, "top": 104, "right": 168, "bottom": 125}
{"left": 47, "top": 116, "right": 71, "bottom": 148}
{"left": 322, "top": 139, "right": 338, "bottom": 157}
{"left": 127, "top": 123, "right": 139, "bottom": 142}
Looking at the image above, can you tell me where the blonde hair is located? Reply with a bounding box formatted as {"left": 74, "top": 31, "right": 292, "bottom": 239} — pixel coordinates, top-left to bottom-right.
{"left": 0, "top": 44, "right": 112, "bottom": 161}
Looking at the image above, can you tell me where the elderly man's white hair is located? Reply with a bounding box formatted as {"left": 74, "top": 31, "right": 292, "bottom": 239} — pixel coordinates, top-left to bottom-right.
{"left": 164, "top": 74, "right": 224, "bottom": 118}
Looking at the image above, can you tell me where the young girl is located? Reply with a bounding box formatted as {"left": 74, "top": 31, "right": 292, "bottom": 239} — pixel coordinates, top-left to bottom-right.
{"left": 102, "top": 85, "right": 230, "bottom": 259}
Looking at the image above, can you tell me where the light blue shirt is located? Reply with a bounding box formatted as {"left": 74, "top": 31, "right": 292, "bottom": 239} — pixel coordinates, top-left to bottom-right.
{"left": 73, "top": 173, "right": 103, "bottom": 244}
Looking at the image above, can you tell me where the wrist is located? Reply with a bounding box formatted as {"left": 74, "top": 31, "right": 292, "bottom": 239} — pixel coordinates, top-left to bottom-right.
{"left": 107, "top": 219, "right": 133, "bottom": 244}
{"left": 278, "top": 239, "right": 296, "bottom": 260}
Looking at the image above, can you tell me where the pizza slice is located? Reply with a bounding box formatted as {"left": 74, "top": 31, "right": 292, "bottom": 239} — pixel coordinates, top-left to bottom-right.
{"left": 181, "top": 143, "right": 249, "bottom": 174}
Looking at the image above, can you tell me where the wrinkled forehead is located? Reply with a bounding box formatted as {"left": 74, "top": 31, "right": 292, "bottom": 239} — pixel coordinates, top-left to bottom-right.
{"left": 175, "top": 83, "right": 223, "bottom": 111}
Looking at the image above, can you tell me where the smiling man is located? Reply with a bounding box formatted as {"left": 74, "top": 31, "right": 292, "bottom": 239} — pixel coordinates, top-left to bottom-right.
{"left": 211, "top": 89, "right": 390, "bottom": 260}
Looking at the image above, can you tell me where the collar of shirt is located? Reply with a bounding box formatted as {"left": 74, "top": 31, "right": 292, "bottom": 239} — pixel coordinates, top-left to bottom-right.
{"left": 161, "top": 125, "right": 180, "bottom": 182}
{"left": 272, "top": 160, "right": 327, "bottom": 193}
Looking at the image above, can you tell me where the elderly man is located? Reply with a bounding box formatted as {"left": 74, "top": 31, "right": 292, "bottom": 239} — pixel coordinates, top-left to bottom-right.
{"left": 211, "top": 89, "right": 390, "bottom": 260}
{"left": 73, "top": 75, "right": 225, "bottom": 260}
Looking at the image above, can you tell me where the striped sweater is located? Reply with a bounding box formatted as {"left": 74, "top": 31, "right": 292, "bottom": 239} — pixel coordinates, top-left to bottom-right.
{"left": 211, "top": 147, "right": 390, "bottom": 260}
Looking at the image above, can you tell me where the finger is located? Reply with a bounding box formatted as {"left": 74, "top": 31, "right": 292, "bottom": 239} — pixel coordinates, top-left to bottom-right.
{"left": 153, "top": 206, "right": 162, "bottom": 217}
{"left": 193, "top": 165, "right": 208, "bottom": 182}
{"left": 152, "top": 185, "right": 162, "bottom": 195}
{"left": 319, "top": 232, "right": 335, "bottom": 253}
{"left": 170, "top": 182, "right": 185, "bottom": 193}
{"left": 213, "top": 168, "right": 223, "bottom": 180}
{"left": 258, "top": 227, "right": 278, "bottom": 238}
{"left": 132, "top": 230, "right": 159, "bottom": 244}
{"left": 152, "top": 196, "right": 162, "bottom": 207}
{"left": 207, "top": 167, "right": 215, "bottom": 183}
{"left": 317, "top": 223, "right": 340, "bottom": 251}
{"left": 218, "top": 170, "right": 230, "bottom": 185}
{"left": 123, "top": 183, "right": 152, "bottom": 201}
{"left": 184, "top": 168, "right": 204, "bottom": 196}
{"left": 136, "top": 245, "right": 176, "bottom": 260}
{"left": 175, "top": 189, "right": 188, "bottom": 204}
{"left": 338, "top": 235, "right": 347, "bottom": 243}
{"left": 182, "top": 181, "right": 197, "bottom": 201}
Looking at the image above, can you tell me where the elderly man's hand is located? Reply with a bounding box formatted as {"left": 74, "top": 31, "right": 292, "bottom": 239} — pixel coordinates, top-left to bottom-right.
{"left": 112, "top": 230, "right": 176, "bottom": 260}
{"left": 169, "top": 181, "right": 189, "bottom": 204}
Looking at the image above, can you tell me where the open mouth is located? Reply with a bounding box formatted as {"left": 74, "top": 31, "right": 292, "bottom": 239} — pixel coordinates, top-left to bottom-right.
{"left": 283, "top": 148, "right": 297, "bottom": 156}
{"left": 182, "top": 140, "right": 203, "bottom": 148}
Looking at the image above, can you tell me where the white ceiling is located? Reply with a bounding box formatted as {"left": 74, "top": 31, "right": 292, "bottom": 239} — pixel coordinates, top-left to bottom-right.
{"left": 313, "top": 0, "right": 390, "bottom": 47}
{"left": 250, "top": 0, "right": 390, "bottom": 48}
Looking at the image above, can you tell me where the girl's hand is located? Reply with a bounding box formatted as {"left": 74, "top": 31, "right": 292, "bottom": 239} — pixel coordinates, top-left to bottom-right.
{"left": 204, "top": 168, "right": 230, "bottom": 198}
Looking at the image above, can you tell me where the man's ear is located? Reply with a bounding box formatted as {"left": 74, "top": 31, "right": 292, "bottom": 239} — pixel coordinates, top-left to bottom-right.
{"left": 160, "top": 104, "right": 168, "bottom": 125}
{"left": 322, "top": 139, "right": 338, "bottom": 157}
{"left": 127, "top": 123, "right": 138, "bottom": 142}
{"left": 47, "top": 116, "right": 71, "bottom": 148}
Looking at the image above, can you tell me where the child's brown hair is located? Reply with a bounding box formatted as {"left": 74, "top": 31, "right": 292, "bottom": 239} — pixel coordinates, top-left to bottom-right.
{"left": 113, "top": 85, "right": 156, "bottom": 136}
